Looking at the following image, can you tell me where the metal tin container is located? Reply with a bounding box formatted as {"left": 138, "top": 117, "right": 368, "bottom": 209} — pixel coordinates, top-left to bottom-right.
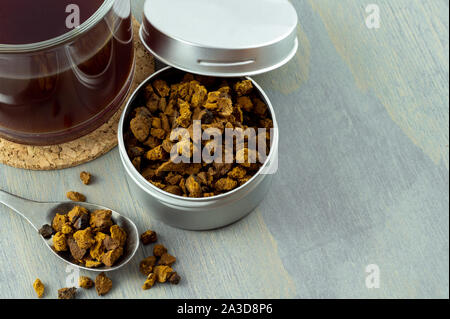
{"left": 117, "top": 0, "right": 296, "bottom": 230}
{"left": 118, "top": 67, "right": 279, "bottom": 230}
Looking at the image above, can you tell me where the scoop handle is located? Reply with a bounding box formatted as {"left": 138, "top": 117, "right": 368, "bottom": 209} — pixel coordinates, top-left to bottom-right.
{"left": 0, "top": 189, "right": 43, "bottom": 230}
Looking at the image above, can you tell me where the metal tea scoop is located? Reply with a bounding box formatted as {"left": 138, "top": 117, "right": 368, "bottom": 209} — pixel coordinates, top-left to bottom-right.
{"left": 0, "top": 189, "right": 139, "bottom": 272}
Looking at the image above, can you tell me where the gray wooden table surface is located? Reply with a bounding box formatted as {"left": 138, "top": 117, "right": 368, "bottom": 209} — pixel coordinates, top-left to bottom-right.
{"left": 0, "top": 0, "right": 448, "bottom": 299}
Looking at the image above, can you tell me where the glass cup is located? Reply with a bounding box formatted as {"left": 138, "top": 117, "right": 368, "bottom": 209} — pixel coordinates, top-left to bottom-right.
{"left": 0, "top": 0, "right": 135, "bottom": 145}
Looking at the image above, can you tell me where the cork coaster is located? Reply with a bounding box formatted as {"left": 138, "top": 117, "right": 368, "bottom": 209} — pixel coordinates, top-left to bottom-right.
{"left": 0, "top": 18, "right": 154, "bottom": 171}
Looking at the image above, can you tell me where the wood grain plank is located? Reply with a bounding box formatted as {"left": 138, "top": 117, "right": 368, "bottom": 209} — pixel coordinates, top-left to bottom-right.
{"left": 307, "top": 0, "right": 449, "bottom": 169}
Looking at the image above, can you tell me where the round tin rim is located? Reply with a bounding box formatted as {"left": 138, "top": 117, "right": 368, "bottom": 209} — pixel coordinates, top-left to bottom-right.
{"left": 118, "top": 66, "right": 279, "bottom": 203}
{"left": 139, "top": 0, "right": 299, "bottom": 77}
{"left": 139, "top": 26, "right": 299, "bottom": 78}
{"left": 0, "top": 0, "right": 115, "bottom": 53}
{"left": 143, "top": 0, "right": 298, "bottom": 50}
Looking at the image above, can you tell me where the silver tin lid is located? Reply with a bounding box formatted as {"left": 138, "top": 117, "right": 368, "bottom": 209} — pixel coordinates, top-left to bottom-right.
{"left": 140, "top": 0, "right": 298, "bottom": 77}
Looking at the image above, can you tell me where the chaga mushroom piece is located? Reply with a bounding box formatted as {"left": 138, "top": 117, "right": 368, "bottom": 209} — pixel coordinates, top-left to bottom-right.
{"left": 228, "top": 166, "right": 247, "bottom": 179}
{"left": 53, "top": 232, "right": 68, "bottom": 252}
{"left": 79, "top": 276, "right": 94, "bottom": 289}
{"left": 58, "top": 287, "right": 77, "bottom": 299}
{"left": 153, "top": 244, "right": 168, "bottom": 257}
{"left": 154, "top": 265, "right": 173, "bottom": 283}
{"left": 95, "top": 272, "right": 113, "bottom": 296}
{"left": 90, "top": 232, "right": 107, "bottom": 262}
{"left": 67, "top": 236, "right": 87, "bottom": 260}
{"left": 204, "top": 91, "right": 221, "bottom": 110}
{"left": 236, "top": 96, "right": 253, "bottom": 112}
{"left": 85, "top": 259, "right": 102, "bottom": 268}
{"left": 89, "top": 210, "right": 113, "bottom": 232}
{"left": 101, "top": 247, "right": 123, "bottom": 267}
{"left": 153, "top": 79, "right": 170, "bottom": 98}
{"left": 186, "top": 175, "right": 202, "bottom": 197}
{"left": 61, "top": 224, "right": 73, "bottom": 235}
{"left": 176, "top": 99, "right": 192, "bottom": 128}
{"left": 156, "top": 161, "right": 202, "bottom": 176}
{"left": 73, "top": 214, "right": 90, "bottom": 230}
{"left": 215, "top": 178, "right": 238, "bottom": 192}
{"left": 157, "top": 253, "right": 176, "bottom": 266}
{"left": 73, "top": 227, "right": 95, "bottom": 250}
{"left": 127, "top": 146, "right": 145, "bottom": 158}
{"left": 142, "top": 273, "right": 157, "bottom": 290}
{"left": 38, "top": 224, "right": 54, "bottom": 239}
{"left": 66, "top": 191, "right": 86, "bottom": 202}
{"left": 80, "top": 171, "right": 92, "bottom": 185}
{"left": 103, "top": 235, "right": 120, "bottom": 251}
{"left": 52, "top": 213, "right": 68, "bottom": 233}
{"left": 110, "top": 225, "right": 127, "bottom": 247}
{"left": 218, "top": 96, "right": 233, "bottom": 117}
{"left": 190, "top": 83, "right": 207, "bottom": 108}
{"left": 163, "top": 185, "right": 183, "bottom": 196}
{"left": 165, "top": 173, "right": 183, "bottom": 186}
{"left": 168, "top": 272, "right": 181, "bottom": 285}
{"left": 150, "top": 128, "right": 166, "bottom": 139}
{"left": 139, "top": 256, "right": 157, "bottom": 276}
{"left": 199, "top": 109, "right": 215, "bottom": 124}
{"left": 130, "top": 115, "right": 152, "bottom": 142}
{"left": 67, "top": 206, "right": 89, "bottom": 224}
{"left": 140, "top": 230, "right": 157, "bottom": 245}
{"left": 234, "top": 80, "right": 253, "bottom": 96}
{"left": 146, "top": 145, "right": 166, "bottom": 161}
{"left": 33, "top": 279, "right": 45, "bottom": 298}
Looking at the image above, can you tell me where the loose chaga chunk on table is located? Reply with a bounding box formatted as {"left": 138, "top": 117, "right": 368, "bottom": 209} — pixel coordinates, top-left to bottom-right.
{"left": 58, "top": 287, "right": 77, "bottom": 299}
{"left": 125, "top": 73, "right": 273, "bottom": 198}
{"left": 140, "top": 229, "right": 157, "bottom": 245}
{"left": 140, "top": 256, "right": 157, "bottom": 276}
{"left": 40, "top": 205, "right": 127, "bottom": 268}
{"left": 80, "top": 171, "right": 92, "bottom": 185}
{"left": 139, "top": 230, "right": 181, "bottom": 290}
{"left": 95, "top": 272, "right": 113, "bottom": 296}
{"left": 33, "top": 279, "right": 45, "bottom": 298}
{"left": 66, "top": 191, "right": 86, "bottom": 202}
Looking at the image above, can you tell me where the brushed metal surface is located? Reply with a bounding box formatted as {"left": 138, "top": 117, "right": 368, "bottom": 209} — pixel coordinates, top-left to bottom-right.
{"left": 118, "top": 66, "right": 279, "bottom": 230}
{"left": 140, "top": 0, "right": 298, "bottom": 76}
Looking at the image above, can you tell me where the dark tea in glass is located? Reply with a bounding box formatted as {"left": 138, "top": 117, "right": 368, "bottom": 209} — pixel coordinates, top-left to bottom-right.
{"left": 0, "top": 0, "right": 135, "bottom": 145}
